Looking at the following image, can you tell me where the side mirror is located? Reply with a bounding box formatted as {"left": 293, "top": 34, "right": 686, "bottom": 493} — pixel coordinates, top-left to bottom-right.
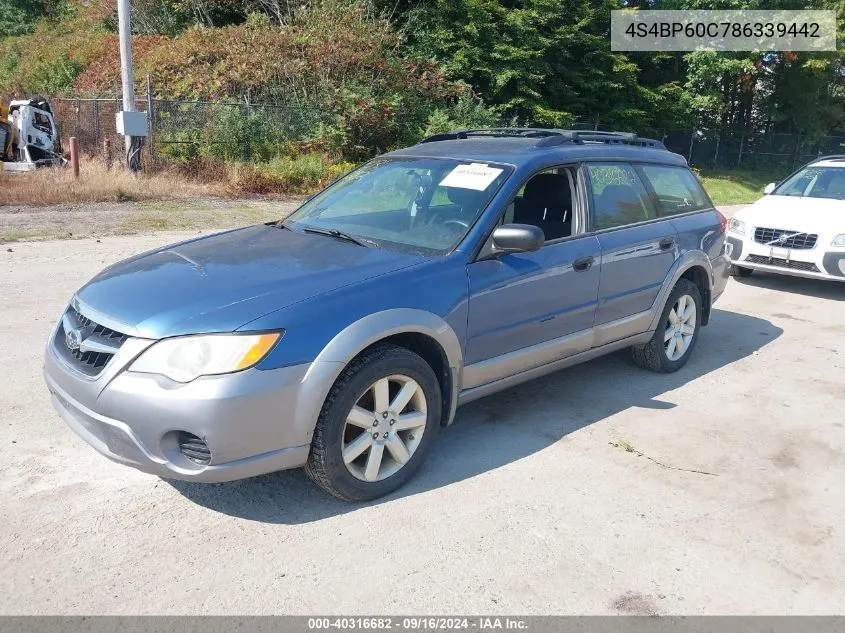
{"left": 763, "top": 182, "right": 776, "bottom": 195}
{"left": 491, "top": 224, "right": 545, "bottom": 254}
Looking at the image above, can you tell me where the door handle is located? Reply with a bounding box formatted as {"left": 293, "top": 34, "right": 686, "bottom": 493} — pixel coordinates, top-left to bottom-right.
{"left": 659, "top": 237, "right": 675, "bottom": 250}
{"left": 573, "top": 256, "right": 594, "bottom": 272}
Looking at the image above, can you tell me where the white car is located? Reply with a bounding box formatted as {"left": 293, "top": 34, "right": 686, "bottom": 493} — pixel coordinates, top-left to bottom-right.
{"left": 725, "top": 156, "right": 845, "bottom": 282}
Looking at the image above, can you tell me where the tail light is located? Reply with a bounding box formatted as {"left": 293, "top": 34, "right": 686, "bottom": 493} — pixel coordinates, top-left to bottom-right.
{"left": 715, "top": 210, "right": 727, "bottom": 234}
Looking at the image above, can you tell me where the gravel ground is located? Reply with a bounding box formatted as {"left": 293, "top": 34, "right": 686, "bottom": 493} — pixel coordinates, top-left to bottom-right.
{"left": 1, "top": 217, "right": 844, "bottom": 615}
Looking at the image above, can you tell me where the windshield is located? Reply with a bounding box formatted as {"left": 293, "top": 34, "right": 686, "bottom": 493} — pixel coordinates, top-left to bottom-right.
{"left": 285, "top": 157, "right": 512, "bottom": 255}
{"left": 774, "top": 166, "right": 845, "bottom": 200}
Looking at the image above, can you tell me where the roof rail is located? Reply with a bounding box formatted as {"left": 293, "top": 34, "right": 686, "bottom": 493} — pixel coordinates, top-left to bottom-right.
{"left": 812, "top": 154, "right": 845, "bottom": 162}
{"left": 417, "top": 128, "right": 666, "bottom": 150}
{"left": 418, "top": 128, "right": 565, "bottom": 143}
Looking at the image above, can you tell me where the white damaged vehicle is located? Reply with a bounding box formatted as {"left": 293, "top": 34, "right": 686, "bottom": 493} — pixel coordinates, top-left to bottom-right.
{"left": 726, "top": 156, "right": 845, "bottom": 282}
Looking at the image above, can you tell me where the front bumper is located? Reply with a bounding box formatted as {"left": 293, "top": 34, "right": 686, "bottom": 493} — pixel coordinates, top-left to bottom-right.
{"left": 726, "top": 232, "right": 845, "bottom": 282}
{"left": 43, "top": 338, "right": 315, "bottom": 482}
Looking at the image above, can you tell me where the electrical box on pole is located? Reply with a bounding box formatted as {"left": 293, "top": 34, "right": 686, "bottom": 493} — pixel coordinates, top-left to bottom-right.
{"left": 116, "top": 111, "right": 148, "bottom": 137}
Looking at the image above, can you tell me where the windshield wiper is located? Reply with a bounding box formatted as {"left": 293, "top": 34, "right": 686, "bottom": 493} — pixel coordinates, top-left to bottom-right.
{"left": 302, "top": 226, "right": 369, "bottom": 247}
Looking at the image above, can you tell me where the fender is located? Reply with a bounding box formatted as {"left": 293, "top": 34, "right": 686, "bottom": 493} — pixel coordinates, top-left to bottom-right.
{"left": 291, "top": 309, "right": 464, "bottom": 442}
{"left": 646, "top": 249, "right": 714, "bottom": 333}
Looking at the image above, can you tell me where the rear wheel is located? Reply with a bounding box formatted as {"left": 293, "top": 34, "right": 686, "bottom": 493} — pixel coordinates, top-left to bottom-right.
{"left": 631, "top": 279, "right": 702, "bottom": 373}
{"left": 730, "top": 264, "right": 753, "bottom": 277}
{"left": 305, "top": 343, "right": 441, "bottom": 501}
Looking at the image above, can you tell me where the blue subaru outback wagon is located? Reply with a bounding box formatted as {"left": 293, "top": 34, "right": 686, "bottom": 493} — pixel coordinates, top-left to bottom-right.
{"left": 44, "top": 129, "right": 730, "bottom": 501}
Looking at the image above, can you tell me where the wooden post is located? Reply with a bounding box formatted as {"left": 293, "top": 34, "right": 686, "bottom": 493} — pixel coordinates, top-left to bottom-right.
{"left": 103, "top": 137, "right": 112, "bottom": 170}
{"left": 70, "top": 137, "right": 79, "bottom": 179}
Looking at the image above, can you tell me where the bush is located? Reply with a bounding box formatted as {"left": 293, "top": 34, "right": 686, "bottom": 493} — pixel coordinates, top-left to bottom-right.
{"left": 204, "top": 107, "right": 291, "bottom": 163}
{"left": 228, "top": 153, "right": 355, "bottom": 195}
{"left": 0, "top": 0, "right": 500, "bottom": 162}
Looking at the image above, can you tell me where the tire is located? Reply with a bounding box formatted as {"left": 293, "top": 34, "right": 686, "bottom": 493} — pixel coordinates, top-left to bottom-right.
{"left": 305, "top": 343, "right": 441, "bottom": 501}
{"left": 631, "top": 278, "right": 702, "bottom": 373}
{"left": 730, "top": 264, "right": 753, "bottom": 277}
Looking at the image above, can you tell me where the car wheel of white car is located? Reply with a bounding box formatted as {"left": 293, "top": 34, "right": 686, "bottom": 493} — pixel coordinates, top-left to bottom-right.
{"left": 631, "top": 278, "right": 702, "bottom": 373}
{"left": 730, "top": 264, "right": 753, "bottom": 277}
{"left": 305, "top": 343, "right": 441, "bottom": 501}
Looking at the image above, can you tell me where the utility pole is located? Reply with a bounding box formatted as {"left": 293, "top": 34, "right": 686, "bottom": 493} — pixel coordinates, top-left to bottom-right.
{"left": 115, "top": 0, "right": 147, "bottom": 171}
{"left": 117, "top": 0, "right": 135, "bottom": 118}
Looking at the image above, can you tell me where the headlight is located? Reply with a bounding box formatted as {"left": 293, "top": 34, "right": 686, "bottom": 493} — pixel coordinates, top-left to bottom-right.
{"left": 832, "top": 234, "right": 845, "bottom": 246}
{"left": 130, "top": 332, "right": 282, "bottom": 383}
{"left": 728, "top": 218, "right": 746, "bottom": 235}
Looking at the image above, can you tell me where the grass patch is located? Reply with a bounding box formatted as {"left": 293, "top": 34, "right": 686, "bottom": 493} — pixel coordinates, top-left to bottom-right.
{"left": 115, "top": 206, "right": 276, "bottom": 236}
{"left": 1, "top": 153, "right": 353, "bottom": 207}
{"left": 0, "top": 159, "right": 226, "bottom": 207}
{"left": 0, "top": 229, "right": 54, "bottom": 243}
{"left": 698, "top": 169, "right": 778, "bottom": 206}
{"left": 116, "top": 213, "right": 177, "bottom": 234}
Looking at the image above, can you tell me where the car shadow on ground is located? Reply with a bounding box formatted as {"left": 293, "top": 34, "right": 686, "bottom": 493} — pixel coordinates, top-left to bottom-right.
{"left": 169, "top": 308, "right": 782, "bottom": 523}
{"left": 734, "top": 271, "right": 845, "bottom": 301}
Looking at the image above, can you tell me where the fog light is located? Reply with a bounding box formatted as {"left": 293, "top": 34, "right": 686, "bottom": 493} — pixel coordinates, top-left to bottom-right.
{"left": 177, "top": 432, "right": 211, "bottom": 465}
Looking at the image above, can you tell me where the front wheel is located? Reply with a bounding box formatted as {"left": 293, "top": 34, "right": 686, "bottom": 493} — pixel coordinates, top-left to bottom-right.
{"left": 631, "top": 278, "right": 702, "bottom": 373}
{"left": 305, "top": 343, "right": 441, "bottom": 501}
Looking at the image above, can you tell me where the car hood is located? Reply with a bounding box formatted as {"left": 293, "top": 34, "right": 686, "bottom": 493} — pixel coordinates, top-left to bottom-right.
{"left": 738, "top": 195, "right": 844, "bottom": 234}
{"left": 75, "top": 224, "right": 425, "bottom": 339}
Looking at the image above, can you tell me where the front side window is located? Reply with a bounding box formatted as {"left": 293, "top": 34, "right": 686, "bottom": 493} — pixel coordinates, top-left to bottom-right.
{"left": 509, "top": 168, "right": 576, "bottom": 241}
{"left": 586, "top": 163, "right": 655, "bottom": 230}
{"left": 639, "top": 165, "right": 710, "bottom": 216}
{"left": 775, "top": 166, "right": 845, "bottom": 200}
{"left": 285, "top": 157, "right": 512, "bottom": 254}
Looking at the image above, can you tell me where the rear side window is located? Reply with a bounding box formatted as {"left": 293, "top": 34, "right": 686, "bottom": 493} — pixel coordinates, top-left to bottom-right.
{"left": 639, "top": 165, "right": 710, "bottom": 216}
{"left": 586, "top": 163, "right": 655, "bottom": 230}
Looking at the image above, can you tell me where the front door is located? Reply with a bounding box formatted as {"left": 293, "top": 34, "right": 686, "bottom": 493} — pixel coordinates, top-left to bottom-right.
{"left": 463, "top": 168, "right": 601, "bottom": 390}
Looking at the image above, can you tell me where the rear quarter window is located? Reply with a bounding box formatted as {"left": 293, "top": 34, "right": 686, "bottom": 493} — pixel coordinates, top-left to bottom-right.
{"left": 639, "top": 165, "right": 710, "bottom": 217}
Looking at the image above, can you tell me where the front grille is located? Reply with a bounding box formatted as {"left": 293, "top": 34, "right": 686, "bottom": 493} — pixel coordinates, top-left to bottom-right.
{"left": 178, "top": 432, "right": 211, "bottom": 465}
{"left": 753, "top": 227, "right": 817, "bottom": 250}
{"left": 54, "top": 306, "right": 128, "bottom": 376}
{"left": 745, "top": 254, "right": 820, "bottom": 272}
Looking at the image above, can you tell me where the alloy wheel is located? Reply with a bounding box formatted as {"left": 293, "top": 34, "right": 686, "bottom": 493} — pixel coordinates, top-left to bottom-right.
{"left": 664, "top": 294, "right": 697, "bottom": 361}
{"left": 341, "top": 374, "right": 427, "bottom": 482}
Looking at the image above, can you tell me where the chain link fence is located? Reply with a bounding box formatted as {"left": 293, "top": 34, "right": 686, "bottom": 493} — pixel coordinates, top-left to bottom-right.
{"left": 48, "top": 97, "right": 321, "bottom": 167}
{"left": 47, "top": 97, "right": 845, "bottom": 173}
{"left": 662, "top": 128, "right": 845, "bottom": 172}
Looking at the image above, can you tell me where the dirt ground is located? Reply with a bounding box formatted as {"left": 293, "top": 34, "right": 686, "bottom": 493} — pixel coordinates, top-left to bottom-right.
{"left": 0, "top": 209, "right": 843, "bottom": 615}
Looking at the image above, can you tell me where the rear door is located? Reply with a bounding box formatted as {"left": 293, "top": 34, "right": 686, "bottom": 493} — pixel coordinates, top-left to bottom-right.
{"left": 635, "top": 163, "right": 723, "bottom": 261}
{"left": 585, "top": 162, "right": 678, "bottom": 342}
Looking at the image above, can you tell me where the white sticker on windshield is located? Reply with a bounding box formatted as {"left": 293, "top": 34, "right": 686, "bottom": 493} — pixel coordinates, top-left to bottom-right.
{"left": 439, "top": 163, "right": 503, "bottom": 191}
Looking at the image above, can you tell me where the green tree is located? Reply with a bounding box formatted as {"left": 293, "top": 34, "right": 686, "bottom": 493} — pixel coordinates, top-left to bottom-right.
{"left": 408, "top": 0, "right": 692, "bottom": 130}
{"left": 0, "top": 0, "right": 47, "bottom": 37}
